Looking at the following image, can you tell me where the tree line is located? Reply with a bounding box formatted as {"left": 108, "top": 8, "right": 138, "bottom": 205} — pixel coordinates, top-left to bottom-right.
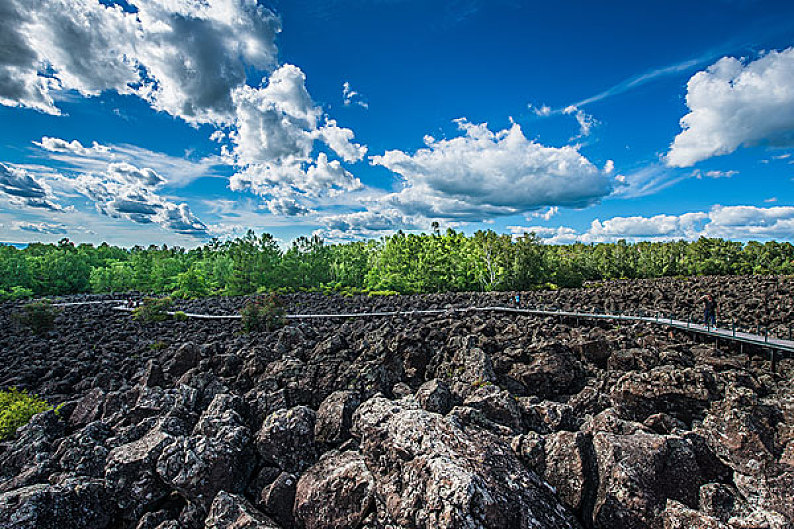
{"left": 1, "top": 230, "right": 793, "bottom": 299}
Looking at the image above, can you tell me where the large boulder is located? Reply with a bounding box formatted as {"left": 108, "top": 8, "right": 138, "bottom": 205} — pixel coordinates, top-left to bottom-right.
{"left": 699, "top": 386, "right": 782, "bottom": 476}
{"left": 0, "top": 409, "right": 64, "bottom": 483}
{"left": 610, "top": 366, "right": 718, "bottom": 424}
{"left": 104, "top": 428, "right": 175, "bottom": 517}
{"left": 53, "top": 421, "right": 112, "bottom": 478}
{"left": 415, "top": 379, "right": 453, "bottom": 415}
{"left": 314, "top": 390, "right": 360, "bottom": 445}
{"left": 204, "top": 491, "right": 280, "bottom": 529}
{"left": 0, "top": 478, "right": 112, "bottom": 529}
{"left": 351, "top": 396, "right": 581, "bottom": 529}
{"left": 68, "top": 388, "right": 106, "bottom": 429}
{"left": 156, "top": 433, "right": 254, "bottom": 510}
{"left": 462, "top": 384, "right": 523, "bottom": 431}
{"left": 194, "top": 393, "right": 247, "bottom": 431}
{"left": 508, "top": 343, "right": 585, "bottom": 399}
{"left": 256, "top": 406, "right": 317, "bottom": 473}
{"left": 541, "top": 431, "right": 595, "bottom": 517}
{"left": 293, "top": 450, "right": 375, "bottom": 529}
{"left": 259, "top": 471, "right": 297, "bottom": 527}
{"left": 590, "top": 431, "right": 727, "bottom": 529}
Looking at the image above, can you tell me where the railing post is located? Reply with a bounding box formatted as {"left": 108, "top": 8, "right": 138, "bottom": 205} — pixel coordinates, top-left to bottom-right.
{"left": 765, "top": 327, "right": 768, "bottom": 343}
{"left": 732, "top": 321, "right": 735, "bottom": 337}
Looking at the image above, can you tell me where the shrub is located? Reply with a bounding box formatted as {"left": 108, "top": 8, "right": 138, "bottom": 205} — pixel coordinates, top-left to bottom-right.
{"left": 0, "top": 286, "right": 34, "bottom": 301}
{"left": 367, "top": 290, "right": 399, "bottom": 297}
{"left": 173, "top": 310, "right": 189, "bottom": 321}
{"left": 240, "top": 293, "right": 286, "bottom": 333}
{"left": 14, "top": 300, "right": 58, "bottom": 334}
{"left": 0, "top": 388, "right": 52, "bottom": 441}
{"left": 133, "top": 297, "right": 173, "bottom": 322}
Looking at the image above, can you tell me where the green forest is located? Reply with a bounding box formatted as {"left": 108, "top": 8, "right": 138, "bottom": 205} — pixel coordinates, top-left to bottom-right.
{"left": 1, "top": 230, "right": 793, "bottom": 299}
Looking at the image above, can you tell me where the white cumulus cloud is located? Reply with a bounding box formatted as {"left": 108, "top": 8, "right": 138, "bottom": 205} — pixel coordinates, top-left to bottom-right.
{"left": 69, "top": 161, "right": 208, "bottom": 237}
{"left": 371, "top": 119, "right": 614, "bottom": 221}
{"left": 667, "top": 47, "right": 794, "bottom": 167}
{"left": 510, "top": 205, "right": 794, "bottom": 244}
{"left": 1, "top": 0, "right": 280, "bottom": 123}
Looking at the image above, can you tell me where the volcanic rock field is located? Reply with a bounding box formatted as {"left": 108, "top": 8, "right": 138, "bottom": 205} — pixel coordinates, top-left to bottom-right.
{"left": 0, "top": 275, "right": 792, "bottom": 528}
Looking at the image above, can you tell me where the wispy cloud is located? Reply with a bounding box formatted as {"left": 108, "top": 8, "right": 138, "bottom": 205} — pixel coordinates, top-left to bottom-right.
{"left": 570, "top": 55, "right": 711, "bottom": 108}
{"left": 31, "top": 138, "right": 227, "bottom": 188}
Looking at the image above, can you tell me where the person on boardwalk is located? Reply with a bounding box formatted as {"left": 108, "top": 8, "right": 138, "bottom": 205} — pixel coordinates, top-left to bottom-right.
{"left": 700, "top": 293, "right": 718, "bottom": 327}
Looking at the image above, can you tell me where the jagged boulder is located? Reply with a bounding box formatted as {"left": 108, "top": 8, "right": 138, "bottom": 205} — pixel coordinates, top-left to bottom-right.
{"left": 415, "top": 378, "right": 453, "bottom": 414}
{"left": 259, "top": 471, "right": 296, "bottom": 527}
{"left": 256, "top": 405, "right": 317, "bottom": 473}
{"left": 462, "top": 384, "right": 523, "bottom": 431}
{"left": 351, "top": 396, "right": 581, "bottom": 529}
{"left": 104, "top": 428, "right": 175, "bottom": 517}
{"left": 610, "top": 366, "right": 718, "bottom": 424}
{"left": 0, "top": 478, "right": 112, "bottom": 529}
{"left": 508, "top": 343, "right": 585, "bottom": 399}
{"left": 590, "top": 431, "right": 726, "bottom": 529}
{"left": 204, "top": 491, "right": 280, "bottom": 529}
{"left": 53, "top": 420, "right": 112, "bottom": 478}
{"left": 156, "top": 433, "right": 254, "bottom": 510}
{"left": 293, "top": 450, "right": 374, "bottom": 529}
{"left": 314, "top": 390, "right": 360, "bottom": 445}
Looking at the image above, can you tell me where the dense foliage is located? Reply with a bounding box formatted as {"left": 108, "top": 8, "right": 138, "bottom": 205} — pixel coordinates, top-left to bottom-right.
{"left": 1, "top": 231, "right": 793, "bottom": 298}
{"left": 0, "top": 388, "right": 52, "bottom": 441}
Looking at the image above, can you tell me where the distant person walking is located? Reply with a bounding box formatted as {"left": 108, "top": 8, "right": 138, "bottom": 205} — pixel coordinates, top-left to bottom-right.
{"left": 700, "top": 293, "right": 718, "bottom": 327}
{"left": 514, "top": 293, "right": 521, "bottom": 307}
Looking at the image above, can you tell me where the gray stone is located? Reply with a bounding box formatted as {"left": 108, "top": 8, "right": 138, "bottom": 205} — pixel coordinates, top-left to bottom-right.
{"left": 204, "top": 491, "right": 280, "bottom": 529}
{"left": 255, "top": 406, "right": 317, "bottom": 473}
{"left": 294, "top": 450, "right": 374, "bottom": 529}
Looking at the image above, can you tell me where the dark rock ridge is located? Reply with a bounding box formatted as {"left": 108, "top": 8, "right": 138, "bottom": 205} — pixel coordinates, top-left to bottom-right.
{"left": 0, "top": 276, "right": 792, "bottom": 528}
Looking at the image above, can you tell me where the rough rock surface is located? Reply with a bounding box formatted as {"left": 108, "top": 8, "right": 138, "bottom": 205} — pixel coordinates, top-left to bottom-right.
{"left": 294, "top": 450, "right": 374, "bottom": 529}
{"left": 204, "top": 491, "right": 280, "bottom": 529}
{"left": 0, "top": 277, "right": 792, "bottom": 528}
{"left": 351, "top": 396, "right": 582, "bottom": 528}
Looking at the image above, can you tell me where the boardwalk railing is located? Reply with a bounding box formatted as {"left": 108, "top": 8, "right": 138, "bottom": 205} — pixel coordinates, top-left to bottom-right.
{"left": 42, "top": 299, "right": 793, "bottom": 356}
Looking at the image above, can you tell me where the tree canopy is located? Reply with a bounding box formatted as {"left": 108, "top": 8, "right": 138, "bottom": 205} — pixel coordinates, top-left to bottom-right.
{"left": 1, "top": 232, "right": 792, "bottom": 299}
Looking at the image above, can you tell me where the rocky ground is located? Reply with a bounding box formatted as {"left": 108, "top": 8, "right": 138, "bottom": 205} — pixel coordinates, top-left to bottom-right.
{"left": 0, "top": 276, "right": 792, "bottom": 528}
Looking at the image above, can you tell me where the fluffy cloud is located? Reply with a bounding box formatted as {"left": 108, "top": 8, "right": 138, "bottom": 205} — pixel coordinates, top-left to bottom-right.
{"left": 667, "top": 48, "right": 794, "bottom": 167}
{"left": 371, "top": 119, "right": 614, "bottom": 220}
{"left": 3, "top": 1, "right": 366, "bottom": 213}
{"left": 34, "top": 137, "right": 109, "bottom": 155}
{"left": 70, "top": 162, "right": 208, "bottom": 237}
{"left": 588, "top": 212, "right": 707, "bottom": 239}
{"left": 510, "top": 205, "right": 794, "bottom": 244}
{"left": 0, "top": 163, "right": 63, "bottom": 210}
{"left": 228, "top": 65, "right": 366, "bottom": 209}
{"left": 315, "top": 208, "right": 422, "bottom": 241}
{"left": 1, "top": 0, "right": 280, "bottom": 123}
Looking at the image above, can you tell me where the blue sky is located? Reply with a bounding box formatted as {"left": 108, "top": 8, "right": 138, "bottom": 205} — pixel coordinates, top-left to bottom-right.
{"left": 1, "top": 0, "right": 794, "bottom": 246}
